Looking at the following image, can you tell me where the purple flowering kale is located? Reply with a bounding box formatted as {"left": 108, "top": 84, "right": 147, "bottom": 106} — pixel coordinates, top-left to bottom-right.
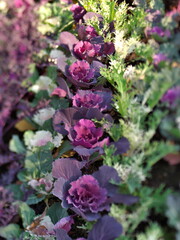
{"left": 71, "top": 119, "right": 109, "bottom": 149}
{"left": 153, "top": 53, "right": 169, "bottom": 66}
{"left": 72, "top": 89, "right": 112, "bottom": 112}
{"left": 53, "top": 161, "right": 138, "bottom": 221}
{"left": 53, "top": 107, "right": 112, "bottom": 156}
{"left": 67, "top": 60, "right": 96, "bottom": 88}
{"left": 69, "top": 60, "right": 94, "bottom": 82}
{"left": 78, "top": 25, "right": 99, "bottom": 41}
{"left": 145, "top": 26, "right": 171, "bottom": 41}
{"left": 73, "top": 41, "right": 101, "bottom": 62}
{"left": 0, "top": 187, "right": 17, "bottom": 226}
{"left": 64, "top": 59, "right": 105, "bottom": 88}
{"left": 70, "top": 4, "right": 87, "bottom": 22}
{"left": 161, "top": 86, "right": 180, "bottom": 106}
{"left": 56, "top": 215, "right": 123, "bottom": 240}
{"left": 66, "top": 175, "right": 108, "bottom": 213}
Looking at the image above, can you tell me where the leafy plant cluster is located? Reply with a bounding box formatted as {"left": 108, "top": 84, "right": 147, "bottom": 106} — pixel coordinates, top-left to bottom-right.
{"left": 0, "top": 0, "right": 180, "bottom": 239}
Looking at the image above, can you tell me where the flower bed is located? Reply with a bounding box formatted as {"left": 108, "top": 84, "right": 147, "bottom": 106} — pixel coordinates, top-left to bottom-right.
{"left": 0, "top": 0, "right": 180, "bottom": 239}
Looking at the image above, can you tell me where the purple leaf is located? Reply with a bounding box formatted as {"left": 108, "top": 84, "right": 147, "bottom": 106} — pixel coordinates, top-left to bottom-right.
{"left": 87, "top": 215, "right": 123, "bottom": 240}
{"left": 71, "top": 207, "right": 101, "bottom": 221}
{"left": 93, "top": 165, "right": 121, "bottom": 196}
{"left": 52, "top": 158, "right": 83, "bottom": 180}
{"left": 53, "top": 108, "right": 78, "bottom": 134}
{"left": 91, "top": 60, "right": 106, "bottom": 78}
{"left": 52, "top": 177, "right": 67, "bottom": 200}
{"left": 59, "top": 32, "right": 79, "bottom": 52}
{"left": 57, "top": 56, "right": 68, "bottom": 74}
{"left": 103, "top": 42, "right": 115, "bottom": 55}
{"left": 70, "top": 4, "right": 86, "bottom": 22}
{"left": 73, "top": 146, "right": 102, "bottom": 157}
{"left": 110, "top": 193, "right": 138, "bottom": 205}
{"left": 55, "top": 229, "right": 72, "bottom": 240}
{"left": 56, "top": 77, "right": 72, "bottom": 98}
{"left": 112, "top": 137, "right": 130, "bottom": 155}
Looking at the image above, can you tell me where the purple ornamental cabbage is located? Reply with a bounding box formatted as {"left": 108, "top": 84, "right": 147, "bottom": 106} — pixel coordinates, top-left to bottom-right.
{"left": 53, "top": 107, "right": 129, "bottom": 157}
{"left": 73, "top": 41, "right": 101, "bottom": 62}
{"left": 66, "top": 60, "right": 105, "bottom": 88}
{"left": 145, "top": 26, "right": 171, "bottom": 41}
{"left": 52, "top": 160, "right": 138, "bottom": 221}
{"left": 53, "top": 107, "right": 112, "bottom": 156}
{"left": 68, "top": 60, "right": 95, "bottom": 85}
{"left": 153, "top": 53, "right": 169, "bottom": 66}
{"left": 72, "top": 89, "right": 112, "bottom": 112}
{"left": 78, "top": 25, "right": 99, "bottom": 41}
{"left": 71, "top": 119, "right": 109, "bottom": 149}
{"left": 161, "top": 86, "right": 180, "bottom": 106}
{"left": 56, "top": 215, "right": 123, "bottom": 240}
{"left": 70, "top": 4, "right": 86, "bottom": 22}
{"left": 66, "top": 175, "right": 108, "bottom": 213}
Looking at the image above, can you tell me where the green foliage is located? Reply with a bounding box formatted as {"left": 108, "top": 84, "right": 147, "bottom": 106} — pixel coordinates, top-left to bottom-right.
{"left": 30, "top": 90, "right": 49, "bottom": 107}
{"left": 28, "top": 65, "right": 39, "bottom": 84}
{"left": 21, "top": 231, "right": 55, "bottom": 240}
{"left": 47, "top": 202, "right": 68, "bottom": 224}
{"left": 144, "top": 68, "right": 180, "bottom": 109}
{"left": 136, "top": 223, "right": 165, "bottom": 240}
{"left": 9, "top": 135, "right": 26, "bottom": 154}
{"left": 102, "top": 145, "right": 120, "bottom": 166}
{"left": 78, "top": 221, "right": 94, "bottom": 231}
{"left": 46, "top": 66, "right": 58, "bottom": 81}
{"left": 149, "top": 0, "right": 164, "bottom": 12}
{"left": 24, "top": 149, "right": 53, "bottom": 179}
{"left": 55, "top": 140, "right": 73, "bottom": 158}
{"left": 7, "top": 184, "right": 23, "bottom": 200}
{"left": 18, "top": 202, "right": 35, "bottom": 228}
{"left": 26, "top": 194, "right": 45, "bottom": 205}
{"left": 50, "top": 97, "right": 69, "bottom": 110}
{"left": 0, "top": 224, "right": 22, "bottom": 239}
{"left": 108, "top": 123, "right": 123, "bottom": 141}
{"left": 111, "top": 186, "right": 171, "bottom": 236}
{"left": 38, "top": 2, "right": 73, "bottom": 36}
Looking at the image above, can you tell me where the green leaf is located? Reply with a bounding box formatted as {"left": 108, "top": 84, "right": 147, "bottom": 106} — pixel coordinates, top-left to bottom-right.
{"left": 50, "top": 97, "right": 69, "bottom": 110}
{"left": 47, "top": 202, "right": 68, "bottom": 224}
{"left": 24, "top": 131, "right": 34, "bottom": 147}
{"left": 26, "top": 194, "right": 45, "bottom": 205}
{"left": 109, "top": 1, "right": 116, "bottom": 22}
{"left": 46, "top": 66, "right": 58, "bottom": 81}
{"left": 28, "top": 65, "right": 39, "bottom": 84}
{"left": 25, "top": 150, "right": 53, "bottom": 178}
{"left": 6, "top": 184, "right": 23, "bottom": 200}
{"left": 9, "top": 135, "right": 26, "bottom": 154}
{"left": 56, "top": 140, "right": 73, "bottom": 158}
{"left": 18, "top": 170, "right": 29, "bottom": 182}
{"left": 18, "top": 202, "right": 35, "bottom": 228}
{"left": 40, "top": 119, "right": 54, "bottom": 132}
{"left": 0, "top": 224, "right": 22, "bottom": 239}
